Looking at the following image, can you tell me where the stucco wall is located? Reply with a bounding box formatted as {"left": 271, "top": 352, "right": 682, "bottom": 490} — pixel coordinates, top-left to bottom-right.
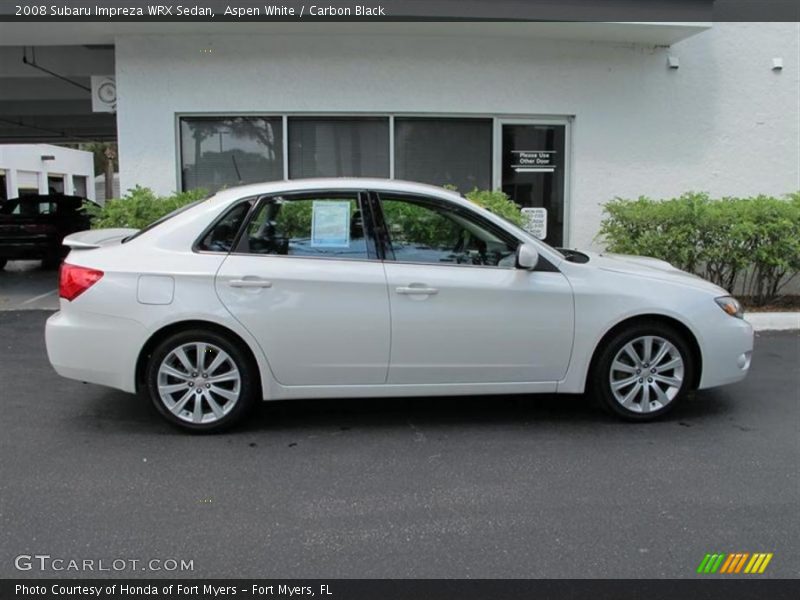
{"left": 115, "top": 23, "right": 799, "bottom": 249}
{"left": 0, "top": 144, "right": 95, "bottom": 200}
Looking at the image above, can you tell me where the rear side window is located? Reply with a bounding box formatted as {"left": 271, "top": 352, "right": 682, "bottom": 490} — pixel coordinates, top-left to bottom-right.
{"left": 196, "top": 201, "right": 253, "bottom": 252}
{"left": 238, "top": 193, "right": 370, "bottom": 260}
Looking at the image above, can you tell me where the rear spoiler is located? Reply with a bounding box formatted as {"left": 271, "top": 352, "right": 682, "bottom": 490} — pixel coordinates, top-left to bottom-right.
{"left": 62, "top": 228, "right": 139, "bottom": 250}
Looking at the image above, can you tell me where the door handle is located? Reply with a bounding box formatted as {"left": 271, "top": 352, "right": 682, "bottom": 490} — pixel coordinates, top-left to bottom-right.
{"left": 396, "top": 285, "right": 439, "bottom": 296}
{"left": 229, "top": 278, "right": 273, "bottom": 289}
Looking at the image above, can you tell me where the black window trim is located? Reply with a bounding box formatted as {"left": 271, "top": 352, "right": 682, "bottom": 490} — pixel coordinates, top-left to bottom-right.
{"left": 368, "top": 189, "right": 559, "bottom": 272}
{"left": 227, "top": 188, "right": 380, "bottom": 262}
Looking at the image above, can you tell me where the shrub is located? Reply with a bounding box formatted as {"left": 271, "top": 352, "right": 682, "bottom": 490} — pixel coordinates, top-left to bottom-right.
{"left": 87, "top": 186, "right": 208, "bottom": 230}
{"left": 598, "top": 192, "right": 800, "bottom": 306}
{"left": 464, "top": 188, "right": 524, "bottom": 227}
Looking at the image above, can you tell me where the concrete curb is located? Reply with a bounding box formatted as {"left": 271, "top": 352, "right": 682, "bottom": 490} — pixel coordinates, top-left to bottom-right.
{"left": 745, "top": 312, "right": 800, "bottom": 331}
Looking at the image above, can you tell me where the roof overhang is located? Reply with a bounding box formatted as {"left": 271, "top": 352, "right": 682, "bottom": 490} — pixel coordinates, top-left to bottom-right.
{"left": 0, "top": 21, "right": 710, "bottom": 47}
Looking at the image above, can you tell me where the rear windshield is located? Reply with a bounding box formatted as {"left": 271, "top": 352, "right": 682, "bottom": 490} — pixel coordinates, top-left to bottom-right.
{"left": 1, "top": 197, "right": 86, "bottom": 216}
{"left": 123, "top": 200, "right": 205, "bottom": 243}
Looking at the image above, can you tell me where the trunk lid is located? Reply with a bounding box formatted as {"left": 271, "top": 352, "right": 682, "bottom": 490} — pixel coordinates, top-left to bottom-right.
{"left": 61, "top": 228, "right": 138, "bottom": 250}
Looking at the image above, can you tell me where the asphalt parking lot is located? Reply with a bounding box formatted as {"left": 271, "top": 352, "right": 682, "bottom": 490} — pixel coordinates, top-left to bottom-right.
{"left": 0, "top": 307, "right": 797, "bottom": 579}
{"left": 0, "top": 261, "right": 59, "bottom": 311}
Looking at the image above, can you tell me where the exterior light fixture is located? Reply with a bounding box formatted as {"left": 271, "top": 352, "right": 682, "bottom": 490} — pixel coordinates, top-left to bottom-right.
{"left": 667, "top": 55, "right": 680, "bottom": 69}
{"left": 772, "top": 57, "right": 783, "bottom": 71}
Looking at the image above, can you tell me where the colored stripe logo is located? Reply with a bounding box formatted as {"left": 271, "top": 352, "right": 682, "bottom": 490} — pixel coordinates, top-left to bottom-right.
{"left": 697, "top": 553, "right": 773, "bottom": 574}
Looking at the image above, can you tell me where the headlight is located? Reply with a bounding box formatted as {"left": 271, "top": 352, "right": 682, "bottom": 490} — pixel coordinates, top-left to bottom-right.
{"left": 715, "top": 296, "right": 743, "bottom": 319}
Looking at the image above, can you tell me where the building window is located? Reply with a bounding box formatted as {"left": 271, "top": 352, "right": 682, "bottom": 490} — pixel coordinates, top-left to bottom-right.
{"left": 288, "top": 117, "right": 389, "bottom": 179}
{"left": 72, "top": 175, "right": 88, "bottom": 198}
{"left": 180, "top": 117, "right": 283, "bottom": 193}
{"left": 394, "top": 118, "right": 492, "bottom": 192}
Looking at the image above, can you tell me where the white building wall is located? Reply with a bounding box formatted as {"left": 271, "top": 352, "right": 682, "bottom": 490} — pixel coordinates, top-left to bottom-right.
{"left": 115, "top": 23, "right": 799, "bottom": 249}
{"left": 0, "top": 144, "right": 96, "bottom": 201}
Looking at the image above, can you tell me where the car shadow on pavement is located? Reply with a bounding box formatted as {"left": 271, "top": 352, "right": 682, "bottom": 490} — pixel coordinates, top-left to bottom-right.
{"left": 79, "top": 386, "right": 735, "bottom": 436}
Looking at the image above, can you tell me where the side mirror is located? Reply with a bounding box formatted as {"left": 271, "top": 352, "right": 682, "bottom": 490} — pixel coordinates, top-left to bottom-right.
{"left": 516, "top": 243, "right": 539, "bottom": 270}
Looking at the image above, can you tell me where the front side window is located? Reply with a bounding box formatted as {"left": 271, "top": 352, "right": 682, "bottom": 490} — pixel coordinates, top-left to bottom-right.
{"left": 239, "top": 193, "right": 370, "bottom": 260}
{"left": 379, "top": 195, "right": 518, "bottom": 267}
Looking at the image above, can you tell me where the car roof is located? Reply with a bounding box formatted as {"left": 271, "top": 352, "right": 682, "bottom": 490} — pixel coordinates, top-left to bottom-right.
{"left": 208, "top": 178, "right": 468, "bottom": 206}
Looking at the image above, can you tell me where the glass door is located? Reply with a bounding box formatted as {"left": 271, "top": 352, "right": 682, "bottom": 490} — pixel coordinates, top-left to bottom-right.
{"left": 497, "top": 121, "right": 568, "bottom": 247}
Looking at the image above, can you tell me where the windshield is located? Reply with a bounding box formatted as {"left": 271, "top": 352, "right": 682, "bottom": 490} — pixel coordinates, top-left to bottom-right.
{"left": 123, "top": 199, "right": 206, "bottom": 243}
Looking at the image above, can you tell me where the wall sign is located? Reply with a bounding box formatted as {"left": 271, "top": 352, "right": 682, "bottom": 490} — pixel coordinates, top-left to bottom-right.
{"left": 521, "top": 207, "right": 548, "bottom": 240}
{"left": 511, "top": 150, "right": 556, "bottom": 173}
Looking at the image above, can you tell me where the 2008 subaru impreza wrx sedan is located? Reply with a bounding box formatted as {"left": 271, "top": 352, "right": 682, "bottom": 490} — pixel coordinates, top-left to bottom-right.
{"left": 45, "top": 179, "right": 753, "bottom": 432}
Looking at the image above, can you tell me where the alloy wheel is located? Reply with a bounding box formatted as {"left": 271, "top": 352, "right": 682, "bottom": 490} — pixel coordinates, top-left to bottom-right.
{"left": 156, "top": 342, "right": 242, "bottom": 424}
{"left": 608, "top": 335, "right": 685, "bottom": 414}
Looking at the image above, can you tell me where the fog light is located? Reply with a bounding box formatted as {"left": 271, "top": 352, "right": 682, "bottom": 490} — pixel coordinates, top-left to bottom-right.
{"left": 737, "top": 351, "right": 752, "bottom": 370}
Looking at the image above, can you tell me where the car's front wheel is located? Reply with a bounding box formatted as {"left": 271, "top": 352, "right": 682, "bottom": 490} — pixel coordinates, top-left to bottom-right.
{"left": 592, "top": 322, "right": 695, "bottom": 421}
{"left": 146, "top": 329, "right": 256, "bottom": 432}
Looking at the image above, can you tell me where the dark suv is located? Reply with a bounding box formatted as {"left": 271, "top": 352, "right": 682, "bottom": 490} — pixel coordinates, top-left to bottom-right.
{"left": 0, "top": 194, "right": 96, "bottom": 270}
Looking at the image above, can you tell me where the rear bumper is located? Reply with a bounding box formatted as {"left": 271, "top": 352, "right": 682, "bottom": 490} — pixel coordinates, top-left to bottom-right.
{"left": 45, "top": 309, "right": 146, "bottom": 393}
{"left": 0, "top": 241, "right": 55, "bottom": 259}
{"left": 697, "top": 317, "right": 754, "bottom": 389}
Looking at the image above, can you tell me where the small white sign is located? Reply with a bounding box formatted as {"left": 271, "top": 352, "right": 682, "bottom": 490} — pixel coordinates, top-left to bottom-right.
{"left": 311, "top": 201, "right": 351, "bottom": 247}
{"left": 521, "top": 207, "right": 548, "bottom": 240}
{"left": 91, "top": 76, "right": 116, "bottom": 113}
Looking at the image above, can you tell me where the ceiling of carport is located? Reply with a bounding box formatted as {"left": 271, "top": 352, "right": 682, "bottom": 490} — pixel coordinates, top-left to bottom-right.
{"left": 0, "top": 45, "right": 116, "bottom": 143}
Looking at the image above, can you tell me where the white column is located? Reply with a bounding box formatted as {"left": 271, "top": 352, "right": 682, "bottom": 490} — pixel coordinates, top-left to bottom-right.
{"left": 38, "top": 169, "right": 48, "bottom": 194}
{"left": 6, "top": 169, "right": 18, "bottom": 199}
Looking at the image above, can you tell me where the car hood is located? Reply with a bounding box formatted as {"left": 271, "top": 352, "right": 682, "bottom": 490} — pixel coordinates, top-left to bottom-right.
{"left": 580, "top": 251, "right": 728, "bottom": 294}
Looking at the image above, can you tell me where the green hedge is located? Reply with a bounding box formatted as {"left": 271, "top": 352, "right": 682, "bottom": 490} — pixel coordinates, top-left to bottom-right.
{"left": 464, "top": 188, "right": 524, "bottom": 227}
{"left": 598, "top": 192, "right": 800, "bottom": 306}
{"left": 87, "top": 186, "right": 208, "bottom": 230}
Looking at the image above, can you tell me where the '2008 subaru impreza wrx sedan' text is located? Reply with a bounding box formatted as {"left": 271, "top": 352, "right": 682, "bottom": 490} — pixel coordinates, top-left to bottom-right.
{"left": 45, "top": 179, "right": 753, "bottom": 432}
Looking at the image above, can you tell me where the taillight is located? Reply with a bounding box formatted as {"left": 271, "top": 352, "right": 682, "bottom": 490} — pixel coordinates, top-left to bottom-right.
{"left": 59, "top": 263, "right": 104, "bottom": 301}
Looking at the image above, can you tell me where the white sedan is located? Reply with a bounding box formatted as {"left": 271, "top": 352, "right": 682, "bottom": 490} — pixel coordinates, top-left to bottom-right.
{"left": 45, "top": 179, "right": 753, "bottom": 432}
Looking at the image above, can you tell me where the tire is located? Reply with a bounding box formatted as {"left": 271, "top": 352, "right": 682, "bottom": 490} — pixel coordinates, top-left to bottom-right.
{"left": 0, "top": 259, "right": 7, "bottom": 271}
{"left": 146, "top": 329, "right": 257, "bottom": 432}
{"left": 591, "top": 321, "right": 695, "bottom": 421}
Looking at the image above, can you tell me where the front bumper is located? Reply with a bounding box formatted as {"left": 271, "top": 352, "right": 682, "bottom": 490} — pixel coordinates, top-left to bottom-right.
{"left": 45, "top": 309, "right": 147, "bottom": 393}
{"left": 697, "top": 316, "right": 754, "bottom": 389}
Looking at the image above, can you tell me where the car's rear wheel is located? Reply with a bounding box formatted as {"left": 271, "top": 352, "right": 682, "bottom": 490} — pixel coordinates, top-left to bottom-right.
{"left": 146, "top": 330, "right": 256, "bottom": 432}
{"left": 0, "top": 258, "right": 6, "bottom": 271}
{"left": 592, "top": 322, "right": 695, "bottom": 421}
